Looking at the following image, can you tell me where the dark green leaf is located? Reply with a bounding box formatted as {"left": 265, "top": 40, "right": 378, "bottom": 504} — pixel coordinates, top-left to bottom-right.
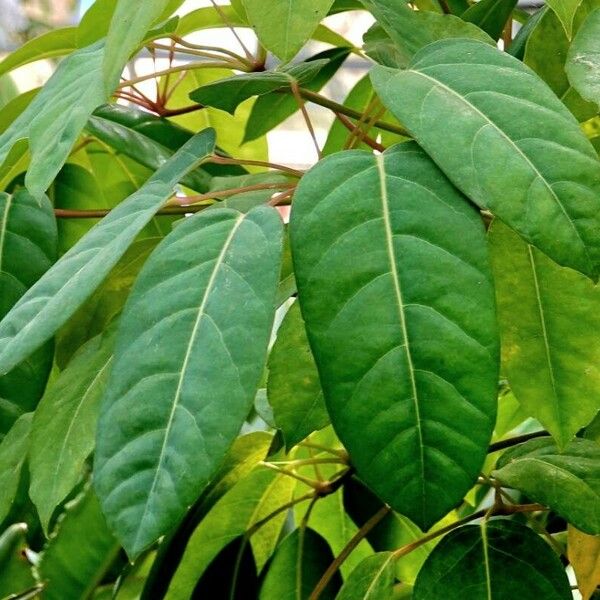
{"left": 488, "top": 220, "right": 600, "bottom": 447}
{"left": 95, "top": 205, "right": 282, "bottom": 558}
{"left": 493, "top": 438, "right": 600, "bottom": 535}
{"left": 567, "top": 9, "right": 600, "bottom": 109}
{"left": 0, "top": 128, "right": 215, "bottom": 377}
{"left": 546, "top": 0, "right": 584, "bottom": 38}
{"left": 192, "top": 536, "right": 258, "bottom": 598}
{"left": 372, "top": 38, "right": 600, "bottom": 279}
{"left": 259, "top": 528, "right": 342, "bottom": 600}
{"left": 508, "top": 6, "right": 546, "bottom": 59}
{"left": 0, "top": 413, "right": 32, "bottom": 525}
{"left": 360, "top": 0, "right": 493, "bottom": 68}
{"left": 189, "top": 60, "right": 328, "bottom": 115}
{"left": 0, "top": 190, "right": 56, "bottom": 438}
{"left": 462, "top": 0, "right": 518, "bottom": 41}
{"left": 241, "top": 0, "right": 336, "bottom": 61}
{"left": 0, "top": 524, "right": 36, "bottom": 597}
{"left": 244, "top": 48, "right": 350, "bottom": 143}
{"left": 291, "top": 144, "right": 498, "bottom": 529}
{"left": 413, "top": 520, "right": 571, "bottom": 599}
{"left": 29, "top": 328, "right": 115, "bottom": 533}
{"left": 268, "top": 302, "right": 328, "bottom": 449}
{"left": 38, "top": 487, "right": 120, "bottom": 600}
{"left": 336, "top": 552, "right": 395, "bottom": 600}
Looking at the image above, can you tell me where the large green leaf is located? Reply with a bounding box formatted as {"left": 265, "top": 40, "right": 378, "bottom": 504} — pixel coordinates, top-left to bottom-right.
{"left": 95, "top": 205, "right": 282, "bottom": 558}
{"left": 291, "top": 143, "right": 498, "bottom": 529}
{"left": 488, "top": 220, "right": 600, "bottom": 447}
{"left": 29, "top": 328, "right": 115, "bottom": 533}
{"left": 360, "top": 0, "right": 493, "bottom": 68}
{"left": 546, "top": 0, "right": 583, "bottom": 38}
{"left": 268, "top": 301, "right": 328, "bottom": 449}
{"left": 0, "top": 128, "right": 215, "bottom": 377}
{"left": 371, "top": 38, "right": 600, "bottom": 279}
{"left": 493, "top": 438, "right": 600, "bottom": 535}
{"left": 0, "top": 413, "right": 32, "bottom": 525}
{"left": 165, "top": 468, "right": 289, "bottom": 599}
{"left": 189, "top": 60, "right": 328, "bottom": 115}
{"left": 566, "top": 9, "right": 600, "bottom": 109}
{"left": 0, "top": 190, "right": 56, "bottom": 438}
{"left": 462, "top": 0, "right": 518, "bottom": 40}
{"left": 259, "top": 528, "right": 342, "bottom": 600}
{"left": 241, "top": 0, "right": 336, "bottom": 61}
{"left": 38, "top": 487, "right": 120, "bottom": 600}
{"left": 413, "top": 520, "right": 571, "bottom": 599}
{"left": 336, "top": 553, "right": 395, "bottom": 600}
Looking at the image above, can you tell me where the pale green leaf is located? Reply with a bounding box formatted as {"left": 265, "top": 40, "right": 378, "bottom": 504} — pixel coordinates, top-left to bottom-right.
{"left": 360, "top": 0, "right": 493, "bottom": 68}
{"left": 546, "top": 0, "right": 583, "bottom": 38}
{"left": 241, "top": 0, "right": 335, "bottom": 61}
{"left": 567, "top": 9, "right": 600, "bottom": 109}
{"left": 0, "top": 413, "right": 32, "bottom": 525}
{"left": 165, "top": 468, "right": 289, "bottom": 599}
{"left": 0, "top": 128, "right": 215, "bottom": 377}
{"left": 268, "top": 301, "right": 328, "bottom": 449}
{"left": 488, "top": 220, "right": 600, "bottom": 447}
{"left": 259, "top": 528, "right": 342, "bottom": 600}
{"left": 38, "top": 487, "right": 120, "bottom": 600}
{"left": 372, "top": 38, "right": 600, "bottom": 279}
{"left": 568, "top": 525, "right": 600, "bottom": 600}
{"left": 29, "top": 328, "right": 115, "bottom": 533}
{"left": 291, "top": 143, "right": 498, "bottom": 529}
{"left": 0, "top": 524, "right": 36, "bottom": 597}
{"left": 413, "top": 520, "right": 571, "bottom": 599}
{"left": 493, "top": 437, "right": 600, "bottom": 535}
{"left": 336, "top": 552, "right": 395, "bottom": 600}
{"left": 95, "top": 205, "right": 282, "bottom": 558}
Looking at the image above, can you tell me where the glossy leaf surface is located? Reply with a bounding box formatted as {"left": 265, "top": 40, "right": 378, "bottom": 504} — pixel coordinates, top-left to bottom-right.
{"left": 95, "top": 206, "right": 282, "bottom": 558}
{"left": 336, "top": 552, "right": 395, "bottom": 600}
{"left": 0, "top": 129, "right": 215, "bottom": 376}
{"left": 291, "top": 144, "right": 498, "bottom": 529}
{"left": 372, "top": 38, "right": 600, "bottom": 279}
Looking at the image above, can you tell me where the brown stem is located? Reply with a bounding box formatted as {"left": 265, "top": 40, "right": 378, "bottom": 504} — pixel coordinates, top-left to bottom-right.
{"left": 335, "top": 112, "right": 385, "bottom": 152}
{"left": 209, "top": 155, "right": 304, "bottom": 177}
{"left": 488, "top": 430, "right": 550, "bottom": 453}
{"left": 173, "top": 182, "right": 296, "bottom": 206}
{"left": 291, "top": 81, "right": 322, "bottom": 160}
{"left": 54, "top": 206, "right": 210, "bottom": 219}
{"left": 309, "top": 506, "right": 391, "bottom": 600}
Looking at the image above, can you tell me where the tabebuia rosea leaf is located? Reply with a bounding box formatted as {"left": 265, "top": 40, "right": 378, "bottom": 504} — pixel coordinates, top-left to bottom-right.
{"left": 336, "top": 552, "right": 395, "bottom": 600}
{"left": 290, "top": 143, "right": 499, "bottom": 530}
{"left": 0, "top": 128, "right": 216, "bottom": 378}
{"left": 94, "top": 205, "right": 283, "bottom": 559}
{"left": 371, "top": 38, "right": 600, "bottom": 280}
{"left": 413, "top": 520, "right": 572, "bottom": 599}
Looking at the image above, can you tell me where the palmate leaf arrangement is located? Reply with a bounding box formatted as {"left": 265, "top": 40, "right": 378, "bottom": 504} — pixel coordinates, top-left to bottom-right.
{"left": 2, "top": 0, "right": 600, "bottom": 597}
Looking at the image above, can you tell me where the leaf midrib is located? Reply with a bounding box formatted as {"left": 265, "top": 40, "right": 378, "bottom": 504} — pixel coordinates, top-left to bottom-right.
{"left": 410, "top": 67, "right": 591, "bottom": 272}
{"left": 133, "top": 213, "right": 245, "bottom": 551}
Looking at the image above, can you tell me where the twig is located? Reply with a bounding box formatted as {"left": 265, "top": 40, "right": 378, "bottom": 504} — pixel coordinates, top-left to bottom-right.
{"left": 291, "top": 81, "right": 322, "bottom": 160}
{"left": 488, "top": 430, "right": 550, "bottom": 453}
{"left": 335, "top": 112, "right": 385, "bottom": 152}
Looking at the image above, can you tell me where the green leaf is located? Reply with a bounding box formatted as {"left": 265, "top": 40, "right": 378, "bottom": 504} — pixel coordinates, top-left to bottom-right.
{"left": 567, "top": 9, "right": 600, "bottom": 109}
{"left": 568, "top": 525, "right": 600, "bottom": 600}
{"left": 546, "top": 0, "right": 583, "bottom": 38}
{"left": 493, "top": 437, "right": 600, "bottom": 535}
{"left": 360, "top": 0, "right": 493, "bottom": 68}
{"left": 38, "top": 487, "right": 120, "bottom": 600}
{"left": 413, "top": 520, "right": 571, "bottom": 599}
{"left": 268, "top": 302, "right": 328, "bottom": 449}
{"left": 0, "top": 524, "right": 36, "bottom": 597}
{"left": 488, "top": 220, "right": 600, "bottom": 447}
{"left": 371, "top": 38, "right": 600, "bottom": 279}
{"left": 0, "top": 128, "right": 215, "bottom": 376}
{"left": 462, "top": 0, "right": 518, "bottom": 41}
{"left": 0, "top": 27, "right": 78, "bottom": 78}
{"left": 95, "top": 205, "right": 282, "bottom": 558}
{"left": 191, "top": 536, "right": 259, "bottom": 598}
{"left": 508, "top": 6, "right": 546, "bottom": 60}
{"left": 165, "top": 468, "right": 289, "bottom": 599}
{"left": 291, "top": 143, "right": 498, "bottom": 529}
{"left": 336, "top": 552, "right": 395, "bottom": 600}
{"left": 243, "top": 47, "right": 350, "bottom": 143}
{"left": 259, "top": 528, "right": 342, "bottom": 600}
{"left": 86, "top": 104, "right": 215, "bottom": 193}
{"left": 102, "top": 0, "right": 175, "bottom": 89}
{"left": 0, "top": 190, "right": 56, "bottom": 438}
{"left": 189, "top": 60, "right": 328, "bottom": 115}
{"left": 241, "top": 0, "right": 336, "bottom": 61}
{"left": 0, "top": 413, "right": 32, "bottom": 525}
{"left": 29, "top": 328, "right": 115, "bottom": 533}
